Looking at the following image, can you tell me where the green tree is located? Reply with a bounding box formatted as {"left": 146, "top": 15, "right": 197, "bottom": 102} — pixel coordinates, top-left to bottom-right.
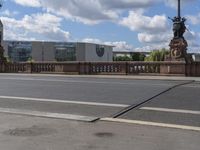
{"left": 145, "top": 49, "right": 169, "bottom": 62}
{"left": 131, "top": 53, "right": 146, "bottom": 61}
{"left": 113, "top": 55, "right": 132, "bottom": 61}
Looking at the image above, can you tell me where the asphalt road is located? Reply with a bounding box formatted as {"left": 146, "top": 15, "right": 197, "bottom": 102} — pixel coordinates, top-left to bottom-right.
{"left": 120, "top": 82, "right": 200, "bottom": 127}
{"left": 0, "top": 74, "right": 187, "bottom": 119}
{"left": 0, "top": 74, "right": 199, "bottom": 150}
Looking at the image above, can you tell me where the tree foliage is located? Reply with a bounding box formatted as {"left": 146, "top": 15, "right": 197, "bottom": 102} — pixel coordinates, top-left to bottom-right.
{"left": 131, "top": 53, "right": 146, "bottom": 61}
{"left": 145, "top": 49, "right": 169, "bottom": 62}
{"left": 114, "top": 53, "right": 146, "bottom": 61}
{"left": 113, "top": 55, "right": 132, "bottom": 61}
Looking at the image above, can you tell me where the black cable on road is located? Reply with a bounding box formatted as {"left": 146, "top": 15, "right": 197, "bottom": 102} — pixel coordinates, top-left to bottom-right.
{"left": 111, "top": 80, "right": 195, "bottom": 118}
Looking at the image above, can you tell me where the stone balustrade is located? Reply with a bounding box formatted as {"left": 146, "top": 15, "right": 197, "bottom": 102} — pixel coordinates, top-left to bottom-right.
{"left": 0, "top": 61, "right": 199, "bottom": 76}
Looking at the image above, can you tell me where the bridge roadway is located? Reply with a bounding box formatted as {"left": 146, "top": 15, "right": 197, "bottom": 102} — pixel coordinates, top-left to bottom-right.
{"left": 0, "top": 74, "right": 199, "bottom": 126}
{"left": 0, "top": 74, "right": 199, "bottom": 150}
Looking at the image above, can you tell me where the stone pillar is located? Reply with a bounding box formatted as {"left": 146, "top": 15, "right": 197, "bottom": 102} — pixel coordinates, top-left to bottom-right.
{"left": 169, "top": 38, "right": 188, "bottom": 61}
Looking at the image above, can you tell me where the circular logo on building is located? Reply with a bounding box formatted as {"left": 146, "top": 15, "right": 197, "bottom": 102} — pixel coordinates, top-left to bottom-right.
{"left": 96, "top": 45, "right": 105, "bottom": 57}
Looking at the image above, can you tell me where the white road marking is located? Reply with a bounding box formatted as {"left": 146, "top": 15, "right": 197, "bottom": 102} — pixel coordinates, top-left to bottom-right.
{"left": 0, "top": 96, "right": 129, "bottom": 108}
{"left": 140, "top": 107, "right": 200, "bottom": 115}
{"left": 101, "top": 118, "right": 200, "bottom": 132}
{"left": 0, "top": 108, "right": 97, "bottom": 122}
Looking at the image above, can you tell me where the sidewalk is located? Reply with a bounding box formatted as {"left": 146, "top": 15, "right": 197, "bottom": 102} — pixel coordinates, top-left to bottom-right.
{"left": 0, "top": 73, "right": 199, "bottom": 81}
{"left": 0, "top": 113, "right": 199, "bottom": 150}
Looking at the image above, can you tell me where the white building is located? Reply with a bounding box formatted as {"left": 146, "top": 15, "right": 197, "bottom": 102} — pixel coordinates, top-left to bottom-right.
{"left": 2, "top": 41, "right": 113, "bottom": 62}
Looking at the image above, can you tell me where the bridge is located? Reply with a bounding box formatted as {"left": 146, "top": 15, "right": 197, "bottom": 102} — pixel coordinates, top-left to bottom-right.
{"left": 0, "top": 73, "right": 199, "bottom": 149}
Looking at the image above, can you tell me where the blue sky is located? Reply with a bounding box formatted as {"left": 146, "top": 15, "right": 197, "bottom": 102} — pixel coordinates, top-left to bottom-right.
{"left": 0, "top": 0, "right": 200, "bottom": 52}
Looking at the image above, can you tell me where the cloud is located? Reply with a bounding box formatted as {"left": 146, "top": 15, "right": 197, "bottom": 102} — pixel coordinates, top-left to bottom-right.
{"left": 82, "top": 38, "right": 102, "bottom": 44}
{"left": 138, "top": 32, "right": 171, "bottom": 43}
{"left": 13, "top": 0, "right": 160, "bottom": 25}
{"left": 135, "top": 30, "right": 200, "bottom": 53}
{"left": 119, "top": 11, "right": 172, "bottom": 51}
{"left": 105, "top": 41, "right": 134, "bottom": 51}
{"left": 13, "top": 0, "right": 41, "bottom": 7}
{"left": 187, "top": 13, "right": 200, "bottom": 25}
{"left": 1, "top": 9, "right": 19, "bottom": 17}
{"left": 1, "top": 13, "right": 70, "bottom": 41}
{"left": 184, "top": 30, "right": 200, "bottom": 53}
{"left": 39, "top": 0, "right": 119, "bottom": 25}
{"left": 120, "top": 11, "right": 169, "bottom": 33}
{"left": 82, "top": 38, "right": 134, "bottom": 51}
{"left": 99, "top": 0, "right": 158, "bottom": 9}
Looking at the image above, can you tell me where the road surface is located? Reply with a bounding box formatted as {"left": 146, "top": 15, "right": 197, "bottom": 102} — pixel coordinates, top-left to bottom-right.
{"left": 0, "top": 74, "right": 199, "bottom": 150}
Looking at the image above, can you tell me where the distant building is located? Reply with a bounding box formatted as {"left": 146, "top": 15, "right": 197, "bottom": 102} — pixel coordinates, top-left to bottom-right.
{"left": 0, "top": 20, "right": 3, "bottom": 44}
{"left": 192, "top": 53, "right": 200, "bottom": 62}
{"left": 2, "top": 41, "right": 113, "bottom": 62}
{"left": 113, "top": 51, "right": 150, "bottom": 58}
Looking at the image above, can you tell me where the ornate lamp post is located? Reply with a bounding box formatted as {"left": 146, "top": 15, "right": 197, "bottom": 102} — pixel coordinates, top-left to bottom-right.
{"left": 168, "top": 0, "right": 190, "bottom": 63}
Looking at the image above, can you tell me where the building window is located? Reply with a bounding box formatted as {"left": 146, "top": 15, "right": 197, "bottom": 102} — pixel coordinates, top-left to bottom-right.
{"left": 8, "top": 42, "right": 32, "bottom": 62}
{"left": 55, "top": 43, "right": 76, "bottom": 61}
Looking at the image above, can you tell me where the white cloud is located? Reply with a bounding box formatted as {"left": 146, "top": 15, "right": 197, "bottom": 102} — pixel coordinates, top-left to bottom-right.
{"left": 119, "top": 11, "right": 171, "bottom": 51}
{"left": 13, "top": 0, "right": 160, "bottom": 25}
{"left": 138, "top": 32, "right": 171, "bottom": 43}
{"left": 105, "top": 41, "right": 134, "bottom": 51}
{"left": 99, "top": 0, "right": 159, "bottom": 9}
{"left": 1, "top": 9, "right": 19, "bottom": 17}
{"left": 1, "top": 13, "right": 70, "bottom": 41}
{"left": 187, "top": 13, "right": 200, "bottom": 25}
{"left": 120, "top": 11, "right": 169, "bottom": 33}
{"left": 135, "top": 30, "right": 200, "bottom": 53}
{"left": 82, "top": 38, "right": 134, "bottom": 51}
{"left": 39, "top": 0, "right": 118, "bottom": 25}
{"left": 82, "top": 38, "right": 102, "bottom": 44}
{"left": 135, "top": 45, "right": 161, "bottom": 52}
{"left": 13, "top": 0, "right": 41, "bottom": 7}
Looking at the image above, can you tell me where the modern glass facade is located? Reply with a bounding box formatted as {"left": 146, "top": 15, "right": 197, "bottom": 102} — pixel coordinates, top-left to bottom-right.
{"left": 8, "top": 41, "right": 32, "bottom": 62}
{"left": 54, "top": 42, "right": 76, "bottom": 61}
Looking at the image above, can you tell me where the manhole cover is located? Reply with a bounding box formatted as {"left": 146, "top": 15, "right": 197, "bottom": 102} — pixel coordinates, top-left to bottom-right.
{"left": 3, "top": 125, "right": 56, "bottom": 137}
{"left": 94, "top": 132, "right": 114, "bottom": 138}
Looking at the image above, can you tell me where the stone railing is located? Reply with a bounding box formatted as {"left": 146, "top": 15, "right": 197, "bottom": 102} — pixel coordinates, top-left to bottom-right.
{"left": 0, "top": 61, "right": 195, "bottom": 76}
{"left": 186, "top": 62, "right": 200, "bottom": 77}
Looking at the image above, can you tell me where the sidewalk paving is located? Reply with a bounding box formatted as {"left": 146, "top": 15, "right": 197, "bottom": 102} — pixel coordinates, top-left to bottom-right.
{"left": 0, "top": 73, "right": 199, "bottom": 81}
{"left": 0, "top": 113, "right": 199, "bottom": 150}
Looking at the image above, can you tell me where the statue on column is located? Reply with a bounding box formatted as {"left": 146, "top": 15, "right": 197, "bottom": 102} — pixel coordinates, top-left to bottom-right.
{"left": 167, "top": 0, "right": 191, "bottom": 63}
